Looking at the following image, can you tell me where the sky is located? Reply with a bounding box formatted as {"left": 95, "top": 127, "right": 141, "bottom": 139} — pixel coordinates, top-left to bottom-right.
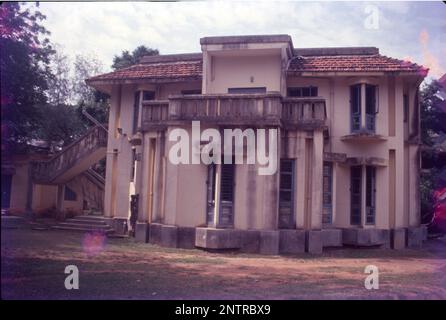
{"left": 36, "top": 1, "right": 446, "bottom": 79}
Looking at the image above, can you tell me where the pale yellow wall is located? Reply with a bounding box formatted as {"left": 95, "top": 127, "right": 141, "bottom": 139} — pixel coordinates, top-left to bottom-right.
{"left": 8, "top": 161, "right": 29, "bottom": 213}
{"left": 206, "top": 54, "right": 282, "bottom": 94}
{"left": 101, "top": 48, "right": 422, "bottom": 232}
{"left": 7, "top": 161, "right": 58, "bottom": 215}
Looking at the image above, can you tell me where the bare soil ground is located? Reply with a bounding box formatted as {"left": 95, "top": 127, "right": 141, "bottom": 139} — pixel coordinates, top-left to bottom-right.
{"left": 1, "top": 227, "right": 445, "bottom": 299}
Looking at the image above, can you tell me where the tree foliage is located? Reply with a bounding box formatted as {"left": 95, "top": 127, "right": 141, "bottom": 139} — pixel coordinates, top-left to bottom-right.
{"left": 111, "top": 45, "right": 158, "bottom": 70}
{"left": 0, "top": 2, "right": 54, "bottom": 153}
{"left": 420, "top": 79, "right": 446, "bottom": 223}
{"left": 420, "top": 80, "right": 446, "bottom": 146}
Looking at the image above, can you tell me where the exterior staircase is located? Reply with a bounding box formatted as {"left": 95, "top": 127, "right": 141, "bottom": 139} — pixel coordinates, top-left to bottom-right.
{"left": 52, "top": 215, "right": 114, "bottom": 234}
{"left": 32, "top": 125, "right": 107, "bottom": 184}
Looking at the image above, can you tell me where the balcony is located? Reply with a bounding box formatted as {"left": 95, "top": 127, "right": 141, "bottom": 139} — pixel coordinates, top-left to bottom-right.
{"left": 141, "top": 94, "right": 326, "bottom": 131}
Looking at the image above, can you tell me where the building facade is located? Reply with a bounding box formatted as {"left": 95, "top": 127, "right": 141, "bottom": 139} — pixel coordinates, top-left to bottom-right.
{"left": 87, "top": 35, "right": 428, "bottom": 253}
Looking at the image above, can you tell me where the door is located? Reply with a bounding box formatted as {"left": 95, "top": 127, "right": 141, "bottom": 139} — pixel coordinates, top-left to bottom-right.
{"left": 218, "top": 163, "right": 235, "bottom": 227}
{"left": 279, "top": 159, "right": 295, "bottom": 229}
{"left": 1, "top": 174, "right": 13, "bottom": 209}
{"left": 350, "top": 166, "right": 362, "bottom": 225}
{"left": 206, "top": 164, "right": 216, "bottom": 225}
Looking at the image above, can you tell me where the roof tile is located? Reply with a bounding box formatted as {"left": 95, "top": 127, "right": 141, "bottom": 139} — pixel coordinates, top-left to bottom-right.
{"left": 288, "top": 54, "right": 427, "bottom": 74}
{"left": 87, "top": 60, "right": 202, "bottom": 82}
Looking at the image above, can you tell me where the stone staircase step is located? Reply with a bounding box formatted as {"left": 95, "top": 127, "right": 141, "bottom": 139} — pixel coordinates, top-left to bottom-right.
{"left": 57, "top": 221, "right": 109, "bottom": 228}
{"left": 67, "top": 218, "right": 108, "bottom": 225}
{"left": 51, "top": 215, "right": 114, "bottom": 235}
{"left": 52, "top": 225, "right": 114, "bottom": 234}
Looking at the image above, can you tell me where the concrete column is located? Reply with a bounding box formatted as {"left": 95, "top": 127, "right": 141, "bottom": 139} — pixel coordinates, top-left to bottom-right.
{"left": 295, "top": 132, "right": 306, "bottom": 229}
{"left": 310, "top": 130, "right": 324, "bottom": 230}
{"left": 152, "top": 131, "right": 166, "bottom": 223}
{"left": 114, "top": 138, "right": 132, "bottom": 220}
{"left": 103, "top": 85, "right": 121, "bottom": 218}
{"left": 408, "top": 144, "right": 420, "bottom": 227}
{"left": 164, "top": 127, "right": 180, "bottom": 225}
{"left": 139, "top": 133, "right": 152, "bottom": 222}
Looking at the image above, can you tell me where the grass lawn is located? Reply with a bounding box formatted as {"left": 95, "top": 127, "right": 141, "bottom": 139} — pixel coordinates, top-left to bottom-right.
{"left": 1, "top": 226, "right": 445, "bottom": 299}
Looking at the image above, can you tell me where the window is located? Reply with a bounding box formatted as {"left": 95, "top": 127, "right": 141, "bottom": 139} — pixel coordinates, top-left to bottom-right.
{"left": 227, "top": 87, "right": 266, "bottom": 94}
{"left": 64, "top": 186, "right": 77, "bottom": 201}
{"left": 350, "top": 166, "right": 362, "bottom": 225}
{"left": 365, "top": 84, "right": 377, "bottom": 131}
{"left": 219, "top": 163, "right": 235, "bottom": 226}
{"left": 279, "top": 159, "right": 295, "bottom": 229}
{"left": 142, "top": 90, "right": 155, "bottom": 101}
{"left": 132, "top": 91, "right": 140, "bottom": 134}
{"left": 206, "top": 162, "right": 235, "bottom": 227}
{"left": 322, "top": 162, "right": 333, "bottom": 224}
{"left": 287, "top": 86, "right": 318, "bottom": 97}
{"left": 365, "top": 166, "right": 376, "bottom": 225}
{"left": 206, "top": 164, "right": 217, "bottom": 225}
{"left": 181, "top": 89, "right": 202, "bottom": 95}
{"left": 403, "top": 94, "right": 409, "bottom": 123}
{"left": 130, "top": 149, "right": 136, "bottom": 182}
{"left": 350, "top": 84, "right": 361, "bottom": 132}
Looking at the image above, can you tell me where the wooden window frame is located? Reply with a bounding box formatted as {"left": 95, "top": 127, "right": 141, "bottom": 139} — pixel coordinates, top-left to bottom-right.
{"left": 279, "top": 159, "right": 295, "bottom": 229}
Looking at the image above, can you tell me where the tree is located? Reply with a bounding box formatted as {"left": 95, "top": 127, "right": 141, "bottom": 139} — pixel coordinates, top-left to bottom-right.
{"left": 37, "top": 103, "right": 86, "bottom": 151}
{"left": 420, "top": 80, "right": 446, "bottom": 146}
{"left": 420, "top": 79, "right": 446, "bottom": 223}
{"left": 71, "top": 54, "right": 110, "bottom": 126}
{"left": 1, "top": 2, "right": 54, "bottom": 154}
{"left": 46, "top": 45, "right": 72, "bottom": 105}
{"left": 111, "top": 45, "right": 159, "bottom": 70}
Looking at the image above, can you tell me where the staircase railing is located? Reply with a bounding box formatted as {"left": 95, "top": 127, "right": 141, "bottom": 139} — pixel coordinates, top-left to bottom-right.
{"left": 32, "top": 125, "right": 107, "bottom": 184}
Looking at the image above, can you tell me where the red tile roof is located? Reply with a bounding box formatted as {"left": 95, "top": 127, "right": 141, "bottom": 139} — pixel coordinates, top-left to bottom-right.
{"left": 288, "top": 54, "right": 427, "bottom": 74}
{"left": 87, "top": 60, "right": 202, "bottom": 82}
{"left": 87, "top": 51, "right": 427, "bottom": 84}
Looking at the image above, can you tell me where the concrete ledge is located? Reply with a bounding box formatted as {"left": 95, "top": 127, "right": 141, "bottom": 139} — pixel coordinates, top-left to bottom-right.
{"left": 177, "top": 226, "right": 196, "bottom": 249}
{"left": 160, "top": 225, "right": 178, "bottom": 248}
{"left": 306, "top": 230, "right": 322, "bottom": 254}
{"left": 135, "top": 222, "right": 149, "bottom": 243}
{"left": 279, "top": 230, "right": 305, "bottom": 254}
{"left": 391, "top": 228, "right": 406, "bottom": 250}
{"left": 240, "top": 230, "right": 260, "bottom": 253}
{"left": 342, "top": 228, "right": 388, "bottom": 246}
{"left": 259, "top": 231, "right": 279, "bottom": 255}
{"left": 195, "top": 228, "right": 241, "bottom": 249}
{"left": 149, "top": 223, "right": 163, "bottom": 245}
{"left": 321, "top": 229, "right": 343, "bottom": 247}
{"left": 407, "top": 226, "right": 423, "bottom": 248}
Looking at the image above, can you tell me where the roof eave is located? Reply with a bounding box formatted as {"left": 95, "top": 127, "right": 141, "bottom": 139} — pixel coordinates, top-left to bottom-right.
{"left": 286, "top": 70, "right": 428, "bottom": 77}
{"left": 86, "top": 75, "right": 203, "bottom": 87}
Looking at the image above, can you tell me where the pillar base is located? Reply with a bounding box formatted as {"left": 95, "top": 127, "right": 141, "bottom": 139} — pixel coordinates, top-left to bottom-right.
{"left": 135, "top": 222, "right": 150, "bottom": 243}
{"left": 306, "top": 230, "right": 322, "bottom": 254}
{"left": 279, "top": 229, "right": 305, "bottom": 254}
{"left": 321, "top": 229, "right": 343, "bottom": 247}
{"left": 259, "top": 230, "right": 279, "bottom": 255}
{"left": 391, "top": 228, "right": 407, "bottom": 250}
{"left": 195, "top": 228, "right": 241, "bottom": 249}
{"left": 177, "top": 226, "right": 196, "bottom": 249}
{"left": 113, "top": 218, "right": 128, "bottom": 235}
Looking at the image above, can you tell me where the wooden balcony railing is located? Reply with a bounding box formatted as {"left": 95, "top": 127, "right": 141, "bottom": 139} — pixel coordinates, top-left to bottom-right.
{"left": 281, "top": 97, "right": 326, "bottom": 129}
{"left": 32, "top": 125, "right": 108, "bottom": 184}
{"left": 141, "top": 94, "right": 326, "bottom": 131}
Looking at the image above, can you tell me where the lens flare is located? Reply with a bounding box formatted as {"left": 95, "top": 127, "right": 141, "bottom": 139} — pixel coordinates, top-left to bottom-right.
{"left": 82, "top": 231, "right": 106, "bottom": 256}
